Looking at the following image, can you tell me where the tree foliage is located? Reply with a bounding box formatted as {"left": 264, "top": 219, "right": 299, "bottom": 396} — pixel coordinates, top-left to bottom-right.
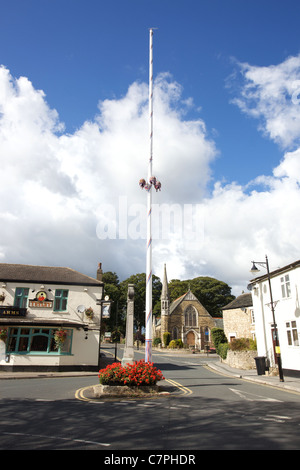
{"left": 168, "top": 276, "right": 235, "bottom": 317}
{"left": 101, "top": 271, "right": 123, "bottom": 339}
{"left": 119, "top": 273, "right": 162, "bottom": 329}
{"left": 101, "top": 270, "right": 235, "bottom": 340}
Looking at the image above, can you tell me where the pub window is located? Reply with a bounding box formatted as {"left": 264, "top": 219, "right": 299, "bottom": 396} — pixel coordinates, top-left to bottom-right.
{"left": 54, "top": 289, "right": 68, "bottom": 311}
{"left": 6, "top": 327, "right": 72, "bottom": 354}
{"left": 14, "top": 288, "right": 29, "bottom": 308}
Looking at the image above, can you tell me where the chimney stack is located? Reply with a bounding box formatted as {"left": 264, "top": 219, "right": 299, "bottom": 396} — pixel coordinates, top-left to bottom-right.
{"left": 97, "top": 262, "right": 103, "bottom": 281}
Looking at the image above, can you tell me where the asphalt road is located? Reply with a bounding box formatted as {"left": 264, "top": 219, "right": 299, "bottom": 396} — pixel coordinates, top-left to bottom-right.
{"left": 1, "top": 346, "right": 300, "bottom": 451}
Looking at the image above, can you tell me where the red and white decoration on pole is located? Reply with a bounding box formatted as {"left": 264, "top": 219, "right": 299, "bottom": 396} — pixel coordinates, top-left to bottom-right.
{"left": 139, "top": 28, "right": 161, "bottom": 363}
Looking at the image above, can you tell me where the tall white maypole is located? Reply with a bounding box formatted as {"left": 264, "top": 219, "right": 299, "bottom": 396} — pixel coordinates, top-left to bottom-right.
{"left": 139, "top": 28, "right": 161, "bottom": 363}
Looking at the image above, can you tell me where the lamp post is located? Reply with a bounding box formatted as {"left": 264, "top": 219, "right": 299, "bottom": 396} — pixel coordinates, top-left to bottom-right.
{"left": 250, "top": 255, "right": 284, "bottom": 382}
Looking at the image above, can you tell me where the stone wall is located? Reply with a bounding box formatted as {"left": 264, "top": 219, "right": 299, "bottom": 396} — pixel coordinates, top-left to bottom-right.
{"left": 223, "top": 349, "right": 257, "bottom": 370}
{"left": 222, "top": 306, "right": 255, "bottom": 342}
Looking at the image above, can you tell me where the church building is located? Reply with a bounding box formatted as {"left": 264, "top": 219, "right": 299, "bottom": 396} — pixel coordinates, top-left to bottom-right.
{"left": 155, "top": 264, "right": 219, "bottom": 349}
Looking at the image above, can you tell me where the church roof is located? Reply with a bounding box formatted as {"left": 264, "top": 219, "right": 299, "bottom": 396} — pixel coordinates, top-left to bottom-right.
{"left": 170, "top": 289, "right": 201, "bottom": 314}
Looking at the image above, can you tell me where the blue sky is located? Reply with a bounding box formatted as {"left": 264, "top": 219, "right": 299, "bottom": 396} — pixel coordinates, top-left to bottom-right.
{"left": 2, "top": 0, "right": 296, "bottom": 184}
{"left": 1, "top": 0, "right": 300, "bottom": 293}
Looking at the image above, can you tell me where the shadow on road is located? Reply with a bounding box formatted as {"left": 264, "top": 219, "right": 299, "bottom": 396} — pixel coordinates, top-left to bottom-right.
{"left": 1, "top": 392, "right": 300, "bottom": 450}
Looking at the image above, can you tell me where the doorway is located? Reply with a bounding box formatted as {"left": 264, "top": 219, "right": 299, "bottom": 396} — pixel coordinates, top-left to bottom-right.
{"left": 186, "top": 331, "right": 195, "bottom": 346}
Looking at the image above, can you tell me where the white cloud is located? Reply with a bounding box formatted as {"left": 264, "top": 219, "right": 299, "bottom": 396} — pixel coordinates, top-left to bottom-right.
{"left": 0, "top": 67, "right": 217, "bottom": 281}
{"left": 1, "top": 60, "right": 300, "bottom": 298}
{"left": 231, "top": 54, "right": 300, "bottom": 149}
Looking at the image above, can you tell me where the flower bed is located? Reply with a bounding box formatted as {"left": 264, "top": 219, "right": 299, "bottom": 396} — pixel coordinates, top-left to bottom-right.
{"left": 98, "top": 360, "right": 164, "bottom": 386}
{"left": 94, "top": 360, "right": 165, "bottom": 397}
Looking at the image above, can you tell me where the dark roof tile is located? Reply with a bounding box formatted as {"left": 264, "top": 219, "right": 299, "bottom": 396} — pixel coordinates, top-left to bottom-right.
{"left": 222, "top": 293, "right": 252, "bottom": 310}
{"left": 0, "top": 263, "right": 103, "bottom": 286}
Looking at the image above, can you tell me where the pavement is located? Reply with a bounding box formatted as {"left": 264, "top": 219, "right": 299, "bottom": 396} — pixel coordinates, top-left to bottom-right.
{"left": 206, "top": 359, "right": 300, "bottom": 395}
{"left": 1, "top": 351, "right": 300, "bottom": 396}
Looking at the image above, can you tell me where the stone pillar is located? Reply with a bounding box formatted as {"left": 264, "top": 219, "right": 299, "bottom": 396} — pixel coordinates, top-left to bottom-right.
{"left": 122, "top": 284, "right": 135, "bottom": 366}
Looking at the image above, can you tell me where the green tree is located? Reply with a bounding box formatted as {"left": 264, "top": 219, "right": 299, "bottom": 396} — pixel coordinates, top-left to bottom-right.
{"left": 168, "top": 279, "right": 189, "bottom": 303}
{"left": 190, "top": 276, "right": 235, "bottom": 317}
{"left": 168, "top": 276, "right": 235, "bottom": 317}
{"left": 119, "top": 273, "right": 162, "bottom": 329}
{"left": 101, "top": 272, "right": 124, "bottom": 340}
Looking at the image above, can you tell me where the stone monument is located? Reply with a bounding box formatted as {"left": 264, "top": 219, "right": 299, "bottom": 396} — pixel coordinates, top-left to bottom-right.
{"left": 121, "top": 284, "right": 135, "bottom": 366}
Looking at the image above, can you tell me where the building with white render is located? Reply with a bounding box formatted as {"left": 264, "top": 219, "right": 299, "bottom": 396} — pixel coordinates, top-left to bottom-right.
{"left": 249, "top": 259, "right": 300, "bottom": 377}
{"left": 0, "top": 263, "right": 104, "bottom": 372}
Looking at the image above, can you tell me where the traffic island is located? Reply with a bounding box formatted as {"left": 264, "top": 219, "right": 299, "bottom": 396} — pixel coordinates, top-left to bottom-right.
{"left": 96, "top": 359, "right": 166, "bottom": 397}
{"left": 93, "top": 383, "right": 169, "bottom": 398}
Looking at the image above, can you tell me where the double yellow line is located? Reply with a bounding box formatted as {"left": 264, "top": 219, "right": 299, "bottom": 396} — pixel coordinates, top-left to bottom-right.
{"left": 75, "top": 378, "right": 192, "bottom": 402}
{"left": 165, "top": 378, "right": 193, "bottom": 396}
{"left": 75, "top": 349, "right": 193, "bottom": 400}
{"left": 75, "top": 385, "right": 98, "bottom": 402}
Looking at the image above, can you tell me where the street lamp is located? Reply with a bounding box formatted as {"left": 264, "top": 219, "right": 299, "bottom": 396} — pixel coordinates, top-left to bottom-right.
{"left": 250, "top": 255, "right": 284, "bottom": 382}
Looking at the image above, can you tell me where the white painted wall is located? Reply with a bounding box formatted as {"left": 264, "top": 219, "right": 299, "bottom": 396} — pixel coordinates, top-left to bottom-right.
{"left": 251, "top": 265, "right": 300, "bottom": 372}
{"left": 0, "top": 281, "right": 103, "bottom": 368}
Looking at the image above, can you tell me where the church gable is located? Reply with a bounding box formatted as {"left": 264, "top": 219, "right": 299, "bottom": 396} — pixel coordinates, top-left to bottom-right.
{"left": 156, "top": 264, "right": 218, "bottom": 350}
{"left": 170, "top": 290, "right": 211, "bottom": 318}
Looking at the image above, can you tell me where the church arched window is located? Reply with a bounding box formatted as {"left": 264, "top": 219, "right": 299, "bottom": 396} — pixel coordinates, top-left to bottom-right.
{"left": 184, "top": 305, "right": 197, "bottom": 327}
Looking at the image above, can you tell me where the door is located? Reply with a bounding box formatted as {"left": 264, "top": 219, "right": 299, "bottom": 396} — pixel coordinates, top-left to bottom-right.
{"left": 186, "top": 331, "right": 195, "bottom": 346}
{"left": 271, "top": 328, "right": 278, "bottom": 364}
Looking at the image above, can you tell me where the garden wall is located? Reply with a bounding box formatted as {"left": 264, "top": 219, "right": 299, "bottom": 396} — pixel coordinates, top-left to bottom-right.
{"left": 222, "top": 350, "right": 257, "bottom": 370}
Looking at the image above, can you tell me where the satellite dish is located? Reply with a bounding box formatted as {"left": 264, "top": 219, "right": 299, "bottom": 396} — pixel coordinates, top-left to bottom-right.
{"left": 77, "top": 305, "right": 86, "bottom": 313}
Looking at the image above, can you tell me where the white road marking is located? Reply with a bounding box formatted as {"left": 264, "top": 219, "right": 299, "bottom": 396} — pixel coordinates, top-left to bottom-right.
{"left": 3, "top": 432, "right": 110, "bottom": 447}
{"left": 229, "top": 388, "right": 283, "bottom": 402}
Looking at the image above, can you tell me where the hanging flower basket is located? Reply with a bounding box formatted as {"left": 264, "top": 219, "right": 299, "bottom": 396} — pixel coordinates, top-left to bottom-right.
{"left": 54, "top": 328, "right": 67, "bottom": 349}
{"left": 0, "top": 293, "right": 5, "bottom": 302}
{"left": 85, "top": 307, "right": 94, "bottom": 319}
{"left": 0, "top": 327, "right": 8, "bottom": 342}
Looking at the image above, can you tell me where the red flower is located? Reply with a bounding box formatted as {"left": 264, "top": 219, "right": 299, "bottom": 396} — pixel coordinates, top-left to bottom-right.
{"left": 98, "top": 359, "right": 164, "bottom": 386}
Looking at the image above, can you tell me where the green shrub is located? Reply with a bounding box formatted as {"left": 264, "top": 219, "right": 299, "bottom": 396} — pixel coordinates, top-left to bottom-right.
{"left": 168, "top": 339, "right": 183, "bottom": 348}
{"left": 153, "top": 337, "right": 161, "bottom": 346}
{"left": 211, "top": 328, "right": 227, "bottom": 348}
{"left": 163, "top": 332, "right": 171, "bottom": 347}
{"left": 229, "top": 337, "right": 257, "bottom": 351}
{"left": 211, "top": 327, "right": 228, "bottom": 359}
{"left": 218, "top": 342, "right": 229, "bottom": 359}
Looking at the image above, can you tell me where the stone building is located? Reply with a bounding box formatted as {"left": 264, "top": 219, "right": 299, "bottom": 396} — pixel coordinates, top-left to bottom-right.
{"left": 222, "top": 292, "right": 254, "bottom": 342}
{"left": 155, "top": 264, "right": 219, "bottom": 349}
